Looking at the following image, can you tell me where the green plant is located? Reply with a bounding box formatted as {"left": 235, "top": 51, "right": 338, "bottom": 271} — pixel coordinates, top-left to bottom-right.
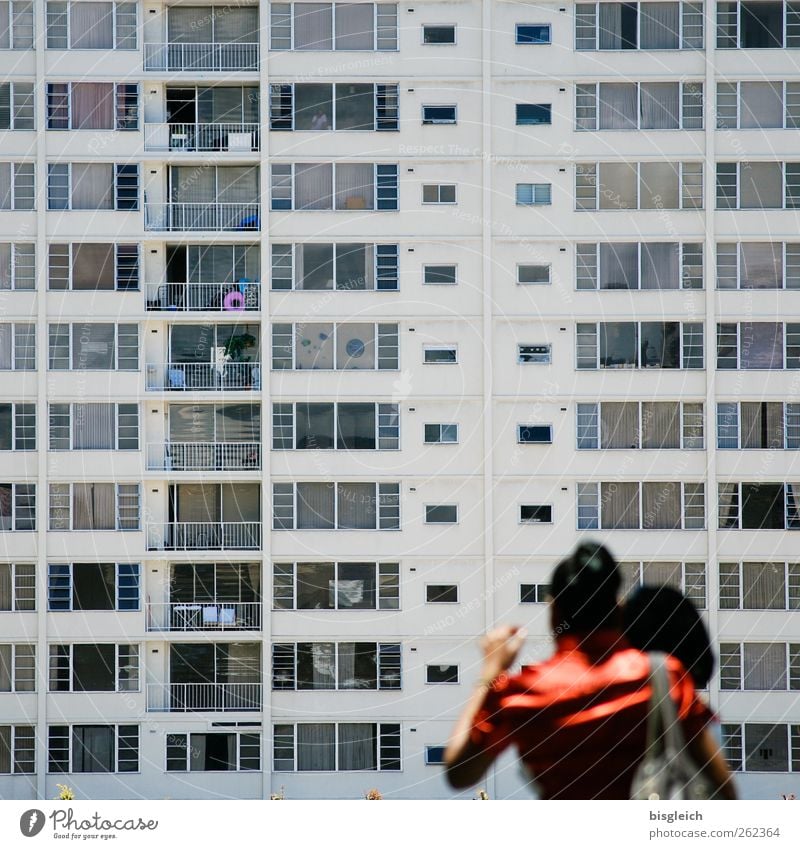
{"left": 223, "top": 332, "right": 257, "bottom": 362}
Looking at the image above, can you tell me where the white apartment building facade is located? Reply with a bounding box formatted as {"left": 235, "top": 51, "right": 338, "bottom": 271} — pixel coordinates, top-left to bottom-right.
{"left": 0, "top": 0, "right": 799, "bottom": 801}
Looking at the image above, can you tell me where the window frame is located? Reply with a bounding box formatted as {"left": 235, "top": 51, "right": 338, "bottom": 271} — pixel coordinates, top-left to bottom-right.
{"left": 423, "top": 423, "right": 459, "bottom": 445}
{"left": 424, "top": 504, "right": 459, "bottom": 525}
{"left": 46, "top": 563, "right": 141, "bottom": 613}
{"left": 421, "top": 183, "right": 457, "bottom": 205}
{"left": 423, "top": 345, "right": 458, "bottom": 364}
{"left": 422, "top": 264, "right": 457, "bottom": 285}
{"left": 421, "top": 24, "right": 457, "bottom": 45}
{"left": 519, "top": 504, "right": 554, "bottom": 524}
{"left": 515, "top": 23, "right": 552, "bottom": 45}
{"left": 47, "top": 723, "right": 139, "bottom": 774}
{"left": 272, "top": 561, "right": 400, "bottom": 611}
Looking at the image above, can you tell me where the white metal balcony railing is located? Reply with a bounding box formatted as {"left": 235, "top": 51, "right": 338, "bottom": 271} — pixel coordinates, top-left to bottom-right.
{"left": 146, "top": 601, "right": 262, "bottom": 631}
{"left": 146, "top": 522, "right": 262, "bottom": 551}
{"left": 146, "top": 682, "right": 262, "bottom": 712}
{"left": 146, "top": 442, "right": 261, "bottom": 471}
{"left": 146, "top": 362, "right": 261, "bottom": 391}
{"left": 144, "top": 203, "right": 260, "bottom": 232}
{"left": 145, "top": 281, "right": 260, "bottom": 312}
{"left": 143, "top": 42, "right": 259, "bottom": 73}
{"left": 144, "top": 123, "right": 260, "bottom": 152}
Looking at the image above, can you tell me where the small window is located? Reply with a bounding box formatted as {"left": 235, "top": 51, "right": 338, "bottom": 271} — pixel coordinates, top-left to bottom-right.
{"left": 518, "top": 344, "right": 552, "bottom": 364}
{"left": 426, "top": 664, "right": 459, "bottom": 684}
{"left": 422, "top": 105, "right": 457, "bottom": 125}
{"left": 518, "top": 264, "right": 551, "bottom": 284}
{"left": 520, "top": 583, "right": 549, "bottom": 604}
{"left": 520, "top": 504, "right": 553, "bottom": 524}
{"left": 425, "top": 745, "right": 446, "bottom": 765}
{"left": 424, "top": 424, "right": 459, "bottom": 444}
{"left": 425, "top": 504, "right": 458, "bottom": 524}
{"left": 426, "top": 584, "right": 458, "bottom": 603}
{"left": 423, "top": 265, "right": 457, "bottom": 285}
{"left": 518, "top": 424, "right": 553, "bottom": 444}
{"left": 422, "top": 184, "right": 457, "bottom": 204}
{"left": 424, "top": 346, "right": 458, "bottom": 364}
{"left": 516, "top": 24, "right": 551, "bottom": 44}
{"left": 423, "top": 25, "right": 456, "bottom": 45}
{"left": 516, "top": 104, "right": 552, "bottom": 126}
{"left": 516, "top": 183, "right": 552, "bottom": 205}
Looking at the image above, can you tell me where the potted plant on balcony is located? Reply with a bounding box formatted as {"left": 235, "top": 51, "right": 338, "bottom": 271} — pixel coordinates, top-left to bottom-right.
{"left": 222, "top": 331, "right": 257, "bottom": 388}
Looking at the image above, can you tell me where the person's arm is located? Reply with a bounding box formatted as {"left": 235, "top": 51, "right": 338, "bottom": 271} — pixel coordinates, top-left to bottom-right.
{"left": 444, "top": 625, "right": 527, "bottom": 790}
{"left": 686, "top": 726, "right": 738, "bottom": 800}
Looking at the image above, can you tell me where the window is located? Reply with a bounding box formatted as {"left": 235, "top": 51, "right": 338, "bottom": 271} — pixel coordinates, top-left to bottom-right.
{"left": 616, "top": 561, "right": 707, "bottom": 608}
{"left": 272, "top": 482, "right": 400, "bottom": 530}
{"left": 46, "top": 2, "right": 137, "bottom": 49}
{"left": 426, "top": 664, "right": 459, "bottom": 684}
{"left": 576, "top": 161, "right": 703, "bottom": 209}
{"left": 577, "top": 242, "right": 703, "bottom": 290}
{"left": 271, "top": 322, "right": 398, "bottom": 370}
{"left": 47, "top": 163, "right": 139, "bottom": 211}
{"left": 718, "top": 482, "right": 800, "bottom": 530}
{"left": 0, "top": 323, "right": 35, "bottom": 371}
{"left": 0, "top": 403, "right": 35, "bottom": 451}
{"left": 0, "top": 725, "right": 35, "bottom": 774}
{"left": 721, "top": 723, "right": 800, "bottom": 773}
{"left": 424, "top": 424, "right": 458, "bottom": 444}
{"left": 717, "top": 243, "right": 800, "bottom": 289}
{"left": 576, "top": 2, "right": 705, "bottom": 50}
{"left": 273, "top": 723, "right": 401, "bottom": 772}
{"left": 48, "top": 323, "right": 138, "bottom": 371}
{"left": 0, "top": 161, "right": 34, "bottom": 209}
{"left": 716, "top": 322, "right": 800, "bottom": 370}
{"left": 423, "top": 264, "right": 457, "bottom": 285}
{"left": 271, "top": 243, "right": 398, "bottom": 291}
{"left": 49, "top": 403, "right": 138, "bottom": 451}
{"left": 422, "top": 105, "right": 457, "bottom": 125}
{"left": 49, "top": 644, "right": 138, "bottom": 692}
{"left": 520, "top": 504, "right": 553, "bottom": 524}
{"left": 516, "top": 183, "right": 552, "bottom": 205}
{"left": 423, "top": 24, "right": 456, "bottom": 44}
{"left": 520, "top": 583, "right": 549, "bottom": 604}
{"left": 270, "top": 162, "right": 398, "bottom": 210}
{"left": 717, "top": 402, "right": 799, "bottom": 449}
{"left": 0, "top": 484, "right": 35, "bottom": 531}
{"left": 168, "top": 643, "right": 261, "bottom": 709}
{"left": 716, "top": 1, "right": 800, "bottom": 49}
{"left": 47, "top": 563, "right": 140, "bottom": 612}
{"left": 518, "top": 425, "right": 553, "bottom": 444}
{"left": 577, "top": 401, "right": 704, "bottom": 450}
{"left": 518, "top": 344, "right": 552, "bottom": 364}
{"left": 719, "top": 561, "right": 800, "bottom": 610}
{"left": 425, "top": 504, "right": 458, "bottom": 524}
{"left": 0, "top": 2, "right": 34, "bottom": 49}
{"left": 716, "top": 161, "right": 800, "bottom": 209}
{"left": 48, "top": 483, "right": 140, "bottom": 531}
{"left": 48, "top": 725, "right": 138, "bottom": 773}
{"left": 425, "top": 745, "right": 446, "bottom": 765}
{"left": 719, "top": 643, "right": 800, "bottom": 691}
{"left": 576, "top": 82, "right": 703, "bottom": 130}
{"left": 517, "top": 264, "right": 551, "bottom": 284}
{"left": 577, "top": 322, "right": 704, "bottom": 369}
{"left": 0, "top": 644, "right": 35, "bottom": 691}
{"left": 270, "top": 3, "right": 399, "bottom": 51}
{"left": 0, "top": 243, "right": 34, "bottom": 290}
{"left": 0, "top": 82, "right": 34, "bottom": 129}
{"left": 426, "top": 584, "right": 458, "bottom": 603}
{"left": 270, "top": 83, "right": 399, "bottom": 131}
{"left": 272, "top": 402, "right": 399, "bottom": 450}
{"left": 46, "top": 83, "right": 138, "bottom": 130}
{"left": 167, "top": 733, "right": 260, "bottom": 772}
{"left": 422, "top": 184, "right": 456, "bottom": 204}
{"left": 577, "top": 481, "right": 706, "bottom": 530}
{"left": 423, "top": 345, "right": 457, "bottom": 364}
{"left": 48, "top": 243, "right": 139, "bottom": 291}
{"left": 0, "top": 563, "right": 35, "bottom": 611}
{"left": 516, "top": 24, "right": 551, "bottom": 44}
{"left": 516, "top": 104, "right": 552, "bottom": 126}
{"left": 272, "top": 642, "right": 401, "bottom": 690}
{"left": 273, "top": 561, "right": 400, "bottom": 611}
{"left": 717, "top": 81, "right": 800, "bottom": 129}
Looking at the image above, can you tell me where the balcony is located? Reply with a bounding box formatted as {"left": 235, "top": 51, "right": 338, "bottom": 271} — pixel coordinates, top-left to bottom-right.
{"left": 145, "top": 281, "right": 260, "bottom": 312}
{"left": 146, "top": 682, "right": 261, "bottom": 712}
{"left": 144, "top": 123, "right": 260, "bottom": 153}
{"left": 144, "top": 43, "right": 259, "bottom": 73}
{"left": 145, "top": 203, "right": 260, "bottom": 232}
{"left": 146, "top": 522, "right": 262, "bottom": 551}
{"left": 146, "top": 442, "right": 261, "bottom": 471}
{"left": 146, "top": 601, "right": 262, "bottom": 631}
{"left": 146, "top": 362, "right": 261, "bottom": 392}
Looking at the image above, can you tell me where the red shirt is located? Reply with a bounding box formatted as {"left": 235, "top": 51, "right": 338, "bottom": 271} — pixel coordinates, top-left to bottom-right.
{"left": 469, "top": 630, "right": 713, "bottom": 799}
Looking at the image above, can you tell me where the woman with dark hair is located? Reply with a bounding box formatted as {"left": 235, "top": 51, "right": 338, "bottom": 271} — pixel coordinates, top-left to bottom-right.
{"left": 444, "top": 542, "right": 736, "bottom": 799}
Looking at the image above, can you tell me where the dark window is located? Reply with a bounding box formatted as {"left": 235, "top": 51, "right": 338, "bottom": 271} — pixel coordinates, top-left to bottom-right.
{"left": 744, "top": 723, "right": 788, "bottom": 771}
{"left": 337, "top": 403, "right": 376, "bottom": 450}
{"left": 425, "top": 745, "right": 446, "bottom": 764}
{"left": 424, "top": 265, "right": 457, "bottom": 284}
{"left": 422, "top": 106, "right": 456, "bottom": 124}
{"left": 73, "top": 644, "right": 115, "bottom": 691}
{"left": 426, "top": 584, "right": 458, "bottom": 603}
{"left": 516, "top": 104, "right": 552, "bottom": 125}
{"left": 516, "top": 24, "right": 551, "bottom": 44}
{"left": 740, "top": 2, "right": 783, "bottom": 48}
{"left": 520, "top": 583, "right": 548, "bottom": 604}
{"left": 72, "top": 726, "right": 114, "bottom": 773}
{"left": 423, "top": 25, "right": 456, "bottom": 44}
{"left": 520, "top": 505, "right": 553, "bottom": 523}
{"left": 295, "top": 403, "right": 335, "bottom": 449}
{"left": 72, "top": 563, "right": 116, "bottom": 611}
{"left": 741, "top": 483, "right": 785, "bottom": 529}
{"left": 425, "top": 505, "right": 458, "bottom": 524}
{"left": 518, "top": 425, "right": 553, "bottom": 444}
{"left": 426, "top": 664, "right": 459, "bottom": 683}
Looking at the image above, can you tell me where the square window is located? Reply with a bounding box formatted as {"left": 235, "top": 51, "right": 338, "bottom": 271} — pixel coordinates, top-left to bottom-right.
{"left": 423, "top": 265, "right": 457, "bottom": 284}
{"left": 518, "top": 424, "right": 553, "bottom": 444}
{"left": 520, "top": 583, "right": 548, "bottom": 603}
{"left": 426, "top": 664, "right": 459, "bottom": 684}
{"left": 517, "top": 264, "right": 551, "bottom": 284}
{"left": 424, "top": 424, "right": 459, "bottom": 444}
{"left": 425, "top": 504, "right": 458, "bottom": 524}
{"left": 516, "top": 24, "right": 551, "bottom": 45}
{"left": 520, "top": 504, "right": 553, "bottom": 523}
{"left": 425, "top": 745, "right": 446, "bottom": 765}
{"left": 426, "top": 584, "right": 458, "bottom": 603}
{"left": 422, "top": 184, "right": 457, "bottom": 204}
{"left": 422, "top": 105, "right": 457, "bottom": 124}
{"left": 424, "top": 346, "right": 458, "bottom": 364}
{"left": 516, "top": 104, "right": 552, "bottom": 126}
{"left": 423, "top": 25, "right": 456, "bottom": 45}
{"left": 518, "top": 344, "right": 552, "bottom": 364}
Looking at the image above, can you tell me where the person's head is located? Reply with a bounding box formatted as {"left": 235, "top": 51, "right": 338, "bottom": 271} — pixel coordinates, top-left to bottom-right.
{"left": 548, "top": 542, "right": 620, "bottom": 635}
{"left": 622, "top": 585, "right": 715, "bottom": 689}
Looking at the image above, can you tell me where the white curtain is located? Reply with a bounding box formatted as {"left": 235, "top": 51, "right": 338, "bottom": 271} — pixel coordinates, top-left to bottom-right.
{"left": 641, "top": 401, "right": 681, "bottom": 449}
{"left": 70, "top": 2, "right": 113, "bottom": 49}
{"left": 600, "top": 402, "right": 639, "bottom": 449}
{"left": 335, "top": 164, "right": 373, "bottom": 210}
{"left": 0, "top": 644, "right": 10, "bottom": 691}
{"left": 297, "top": 724, "right": 335, "bottom": 770}
{"left": 73, "top": 483, "right": 115, "bottom": 530}
{"left": 740, "top": 162, "right": 782, "bottom": 209}
{"left": 640, "top": 82, "right": 679, "bottom": 129}
{"left": 72, "top": 243, "right": 114, "bottom": 290}
{"left": 742, "top": 562, "right": 785, "bottom": 609}
{"left": 214, "top": 6, "right": 259, "bottom": 43}
{"left": 640, "top": 162, "right": 679, "bottom": 209}
{"left": 740, "top": 81, "right": 784, "bottom": 129}
{"left": 740, "top": 242, "right": 782, "bottom": 288}
{"left": 217, "top": 167, "right": 258, "bottom": 203}
{"left": 642, "top": 482, "right": 681, "bottom": 529}
{"left": 293, "top": 4, "right": 333, "bottom": 50}
{"left": 744, "top": 643, "right": 786, "bottom": 690}
{"left": 337, "top": 482, "right": 377, "bottom": 529}
{"left": 600, "top": 242, "right": 638, "bottom": 289}
{"left": 336, "top": 322, "right": 375, "bottom": 369}
{"left": 641, "top": 561, "right": 682, "bottom": 589}
{"left": 177, "top": 483, "right": 219, "bottom": 522}
{"left": 338, "top": 723, "right": 376, "bottom": 770}
{"left": 334, "top": 4, "right": 374, "bottom": 50}
{"left": 639, "top": 2, "right": 680, "bottom": 49}
{"left": 168, "top": 7, "right": 212, "bottom": 42}
{"left": 0, "top": 161, "right": 11, "bottom": 209}
{"left": 601, "top": 481, "right": 639, "bottom": 529}
{"left": 71, "top": 164, "right": 113, "bottom": 210}
{"left": 598, "top": 163, "right": 637, "bottom": 209}
{"left": 295, "top": 163, "right": 333, "bottom": 210}
{"left": 221, "top": 483, "right": 259, "bottom": 522}
{"left": 171, "top": 166, "right": 215, "bottom": 203}
{"left": 297, "top": 482, "right": 335, "bottom": 529}
{"left": 73, "top": 403, "right": 114, "bottom": 449}
{"left": 598, "top": 83, "right": 637, "bottom": 130}
{"left": 72, "top": 83, "right": 114, "bottom": 130}
{"left": 641, "top": 242, "right": 679, "bottom": 289}
{"left": 598, "top": 3, "right": 623, "bottom": 49}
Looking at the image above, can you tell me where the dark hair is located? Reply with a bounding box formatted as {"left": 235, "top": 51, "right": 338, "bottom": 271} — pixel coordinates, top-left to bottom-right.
{"left": 622, "top": 585, "right": 715, "bottom": 689}
{"left": 549, "top": 542, "right": 620, "bottom": 633}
